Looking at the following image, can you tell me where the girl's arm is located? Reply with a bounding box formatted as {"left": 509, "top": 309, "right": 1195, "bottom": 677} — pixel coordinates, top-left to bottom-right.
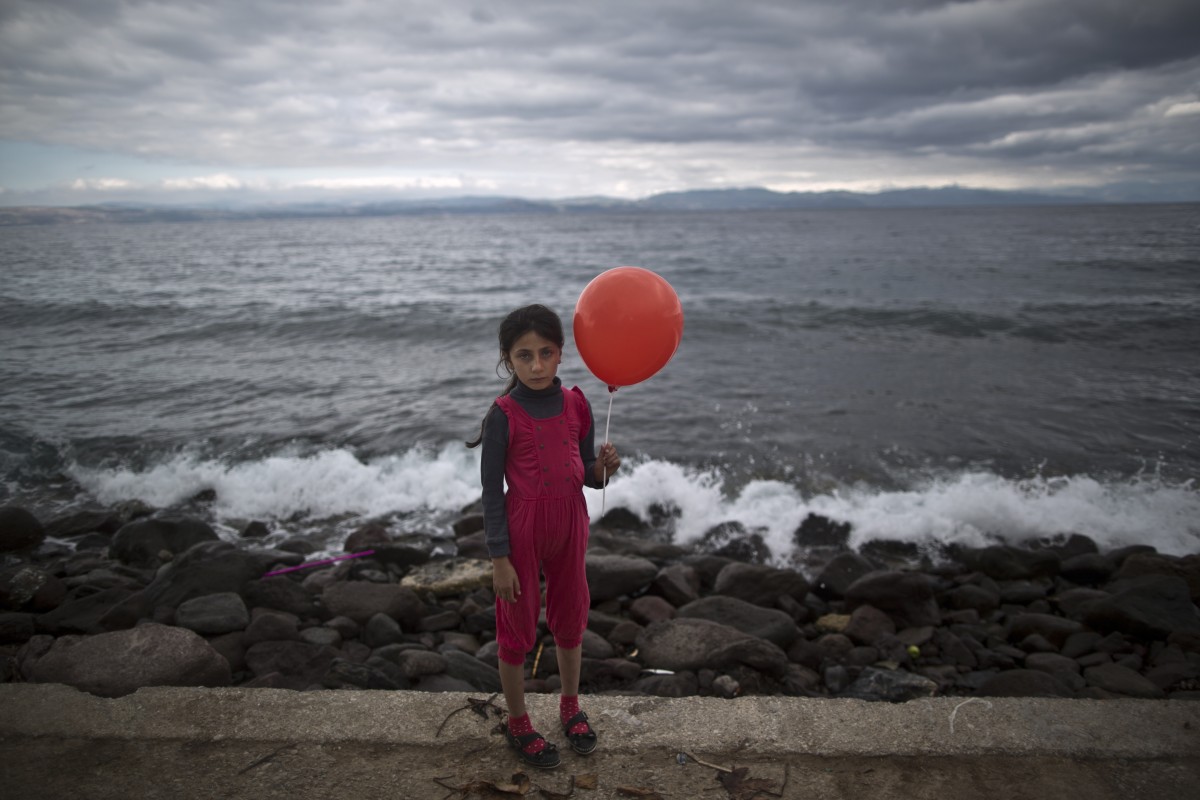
{"left": 481, "top": 406, "right": 522, "bottom": 603}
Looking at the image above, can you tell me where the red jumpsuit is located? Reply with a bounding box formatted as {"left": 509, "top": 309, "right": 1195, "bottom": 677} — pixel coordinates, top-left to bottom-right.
{"left": 493, "top": 386, "right": 592, "bottom": 666}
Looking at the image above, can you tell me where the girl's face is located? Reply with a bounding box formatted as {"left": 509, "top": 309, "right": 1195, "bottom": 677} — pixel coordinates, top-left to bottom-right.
{"left": 506, "top": 330, "right": 561, "bottom": 390}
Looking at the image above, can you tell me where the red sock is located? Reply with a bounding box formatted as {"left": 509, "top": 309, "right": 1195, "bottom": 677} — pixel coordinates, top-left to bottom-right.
{"left": 507, "top": 713, "right": 545, "bottom": 754}
{"left": 559, "top": 695, "right": 589, "bottom": 734}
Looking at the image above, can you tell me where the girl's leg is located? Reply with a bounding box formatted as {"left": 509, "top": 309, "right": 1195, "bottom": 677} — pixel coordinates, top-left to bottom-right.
{"left": 499, "top": 659, "right": 527, "bottom": 719}
{"left": 555, "top": 644, "right": 582, "bottom": 698}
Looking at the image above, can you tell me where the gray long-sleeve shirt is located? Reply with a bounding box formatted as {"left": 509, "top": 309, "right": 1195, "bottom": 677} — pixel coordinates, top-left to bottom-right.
{"left": 480, "top": 377, "right": 602, "bottom": 558}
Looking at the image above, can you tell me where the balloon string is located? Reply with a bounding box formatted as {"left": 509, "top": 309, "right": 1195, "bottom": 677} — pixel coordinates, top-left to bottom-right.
{"left": 602, "top": 388, "right": 614, "bottom": 516}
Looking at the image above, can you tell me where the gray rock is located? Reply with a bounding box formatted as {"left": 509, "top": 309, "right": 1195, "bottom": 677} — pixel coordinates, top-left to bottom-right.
{"left": 944, "top": 584, "right": 1000, "bottom": 614}
{"left": 844, "top": 570, "right": 940, "bottom": 628}
{"left": 1051, "top": 587, "right": 1110, "bottom": 620}
{"left": 1006, "top": 612, "right": 1084, "bottom": 649}
{"left": 632, "top": 670, "right": 701, "bottom": 697}
{"left": 628, "top": 595, "right": 676, "bottom": 625}
{"left": 321, "top": 581, "right": 423, "bottom": 628}
{"left": 0, "top": 565, "right": 67, "bottom": 612}
{"left": 35, "top": 586, "right": 138, "bottom": 635}
{"left": 29, "top": 623, "right": 230, "bottom": 697}
{"left": 677, "top": 595, "right": 799, "bottom": 648}
{"left": 1082, "top": 575, "right": 1200, "bottom": 640}
{"left": 977, "top": 668, "right": 1074, "bottom": 698}
{"left": 1114, "top": 553, "right": 1200, "bottom": 604}
{"left": 843, "top": 604, "right": 896, "bottom": 646}
{"left": 243, "top": 611, "right": 300, "bottom": 644}
{"left": 813, "top": 552, "right": 877, "bottom": 600}
{"left": 241, "top": 577, "right": 320, "bottom": 618}
{"left": 395, "top": 649, "right": 449, "bottom": 680}
{"left": 635, "top": 617, "right": 789, "bottom": 678}
{"left": 652, "top": 564, "right": 700, "bottom": 607}
{"left": 0, "top": 506, "right": 46, "bottom": 552}
{"left": 585, "top": 554, "right": 659, "bottom": 602}
{"left": 110, "top": 517, "right": 219, "bottom": 568}
{"left": 174, "top": 592, "right": 249, "bottom": 635}
{"left": 243, "top": 640, "right": 340, "bottom": 689}
{"left": 298, "top": 626, "right": 342, "bottom": 648}
{"left": 141, "top": 541, "right": 298, "bottom": 610}
{"left": 581, "top": 628, "right": 616, "bottom": 659}
{"left": 321, "top": 657, "right": 408, "bottom": 690}
{"left": 844, "top": 666, "right": 938, "bottom": 702}
{"left": 1059, "top": 553, "right": 1114, "bottom": 585}
{"left": 442, "top": 649, "right": 502, "bottom": 692}
{"left": 1083, "top": 663, "right": 1166, "bottom": 699}
{"left": 955, "top": 546, "right": 1060, "bottom": 581}
{"left": 998, "top": 580, "right": 1051, "bottom": 605}
{"left": 712, "top": 562, "right": 809, "bottom": 608}
{"left": 362, "top": 612, "right": 405, "bottom": 647}
{"left": 1025, "top": 651, "right": 1082, "bottom": 677}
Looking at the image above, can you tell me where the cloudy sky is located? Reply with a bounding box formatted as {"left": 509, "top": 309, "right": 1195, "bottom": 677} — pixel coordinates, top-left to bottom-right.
{"left": 2, "top": 0, "right": 1199, "bottom": 206}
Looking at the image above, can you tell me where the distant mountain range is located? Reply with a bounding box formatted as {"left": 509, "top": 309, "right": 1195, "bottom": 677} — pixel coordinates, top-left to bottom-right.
{"left": 0, "top": 185, "right": 1170, "bottom": 226}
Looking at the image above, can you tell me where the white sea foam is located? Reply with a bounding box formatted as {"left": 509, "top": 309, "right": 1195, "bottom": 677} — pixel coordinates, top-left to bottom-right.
{"left": 70, "top": 444, "right": 483, "bottom": 522}
{"left": 69, "top": 445, "right": 1200, "bottom": 558}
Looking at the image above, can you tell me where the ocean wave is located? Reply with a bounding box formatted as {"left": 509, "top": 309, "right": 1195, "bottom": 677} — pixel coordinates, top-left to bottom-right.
{"left": 64, "top": 444, "right": 1200, "bottom": 559}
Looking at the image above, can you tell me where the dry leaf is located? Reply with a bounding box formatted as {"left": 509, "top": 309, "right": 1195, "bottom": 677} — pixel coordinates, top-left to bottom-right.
{"left": 574, "top": 774, "right": 598, "bottom": 790}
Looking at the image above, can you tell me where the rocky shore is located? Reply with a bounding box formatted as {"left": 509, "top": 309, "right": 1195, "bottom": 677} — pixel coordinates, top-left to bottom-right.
{"left": 2, "top": 502, "right": 1198, "bottom": 703}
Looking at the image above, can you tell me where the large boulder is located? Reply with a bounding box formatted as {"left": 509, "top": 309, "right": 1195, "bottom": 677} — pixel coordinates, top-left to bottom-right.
{"left": 712, "top": 563, "right": 809, "bottom": 608}
{"left": 0, "top": 506, "right": 45, "bottom": 552}
{"left": 174, "top": 592, "right": 250, "bottom": 635}
{"left": 1081, "top": 575, "right": 1200, "bottom": 641}
{"left": 676, "top": 596, "right": 799, "bottom": 647}
{"left": 1115, "top": 554, "right": 1200, "bottom": 605}
{"left": 635, "top": 617, "right": 789, "bottom": 678}
{"left": 953, "top": 546, "right": 1060, "bottom": 581}
{"left": 320, "top": 581, "right": 423, "bottom": 628}
{"left": 442, "top": 649, "right": 502, "bottom": 692}
{"left": 585, "top": 554, "right": 658, "bottom": 602}
{"left": 844, "top": 570, "right": 940, "bottom": 628}
{"left": 141, "top": 541, "right": 299, "bottom": 610}
{"left": 29, "top": 623, "right": 231, "bottom": 697}
{"left": 1083, "top": 663, "right": 1166, "bottom": 699}
{"left": 110, "top": 517, "right": 219, "bottom": 568}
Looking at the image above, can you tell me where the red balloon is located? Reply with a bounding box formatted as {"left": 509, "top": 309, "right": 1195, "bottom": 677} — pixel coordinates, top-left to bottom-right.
{"left": 573, "top": 266, "right": 684, "bottom": 389}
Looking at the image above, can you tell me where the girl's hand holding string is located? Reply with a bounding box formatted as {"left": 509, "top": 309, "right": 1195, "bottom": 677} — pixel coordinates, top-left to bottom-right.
{"left": 594, "top": 442, "right": 621, "bottom": 485}
{"left": 492, "top": 556, "right": 520, "bottom": 603}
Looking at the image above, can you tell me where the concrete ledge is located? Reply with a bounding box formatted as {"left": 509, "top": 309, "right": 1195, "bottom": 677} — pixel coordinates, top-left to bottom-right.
{"left": 3, "top": 684, "right": 1198, "bottom": 759}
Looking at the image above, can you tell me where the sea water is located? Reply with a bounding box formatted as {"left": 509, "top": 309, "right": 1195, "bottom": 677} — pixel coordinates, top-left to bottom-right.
{"left": 2, "top": 205, "right": 1198, "bottom": 563}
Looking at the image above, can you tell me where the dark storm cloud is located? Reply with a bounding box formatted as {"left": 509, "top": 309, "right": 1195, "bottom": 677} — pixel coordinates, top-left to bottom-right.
{"left": 1, "top": 0, "right": 1197, "bottom": 198}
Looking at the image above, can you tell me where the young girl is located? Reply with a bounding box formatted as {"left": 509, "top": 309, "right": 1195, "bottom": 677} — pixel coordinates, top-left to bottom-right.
{"left": 467, "top": 304, "right": 621, "bottom": 769}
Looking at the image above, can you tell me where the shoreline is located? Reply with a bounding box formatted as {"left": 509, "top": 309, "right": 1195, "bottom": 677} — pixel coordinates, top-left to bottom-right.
{"left": 2, "top": 500, "right": 1198, "bottom": 704}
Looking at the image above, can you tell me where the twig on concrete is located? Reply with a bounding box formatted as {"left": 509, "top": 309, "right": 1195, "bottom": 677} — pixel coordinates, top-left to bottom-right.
{"left": 436, "top": 693, "right": 503, "bottom": 737}
{"left": 680, "top": 751, "right": 734, "bottom": 773}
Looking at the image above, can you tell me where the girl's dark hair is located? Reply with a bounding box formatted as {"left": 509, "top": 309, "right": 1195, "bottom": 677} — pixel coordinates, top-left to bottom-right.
{"left": 466, "top": 304, "right": 565, "bottom": 448}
